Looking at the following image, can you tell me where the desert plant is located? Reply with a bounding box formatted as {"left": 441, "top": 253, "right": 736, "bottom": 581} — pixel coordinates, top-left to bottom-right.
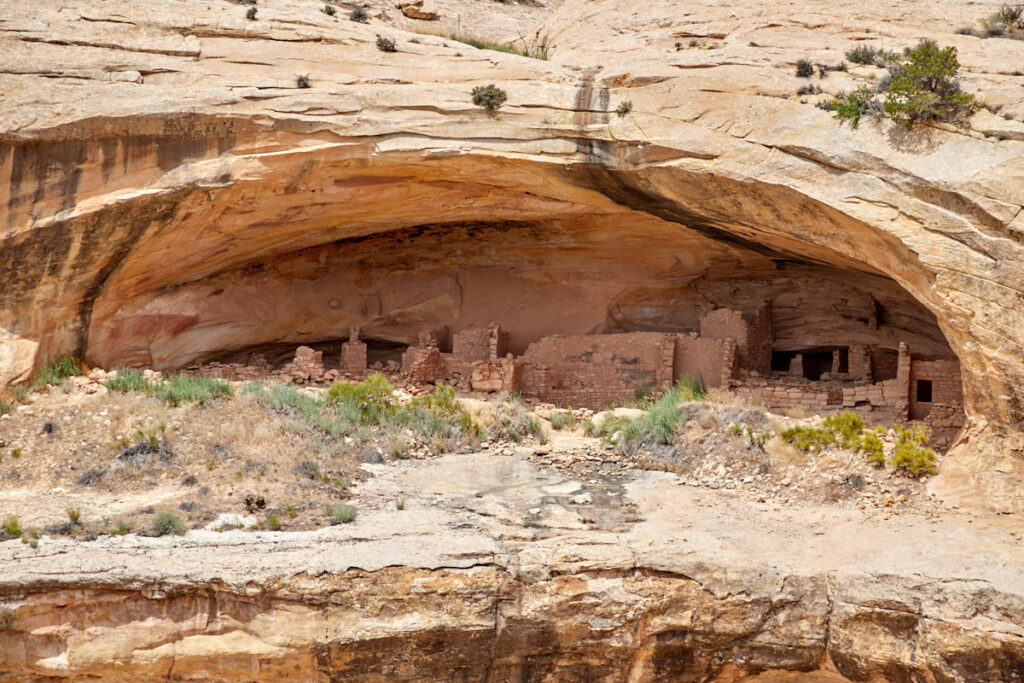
{"left": 396, "top": 495, "right": 406, "bottom": 510}
{"left": 677, "top": 376, "right": 707, "bottom": 402}
{"left": 322, "top": 4, "right": 336, "bottom": 16}
{"left": 472, "top": 84, "right": 507, "bottom": 111}
{"left": 883, "top": 40, "right": 977, "bottom": 126}
{"left": 330, "top": 503, "right": 357, "bottom": 524}
{"left": 105, "top": 368, "right": 150, "bottom": 393}
{"left": 66, "top": 507, "right": 81, "bottom": 525}
{"left": 349, "top": 4, "right": 368, "bottom": 22}
{"left": 549, "top": 410, "right": 577, "bottom": 430}
{"left": 152, "top": 511, "right": 187, "bottom": 536}
{"left": 797, "top": 84, "right": 821, "bottom": 96}
{"left": 890, "top": 424, "right": 937, "bottom": 476}
{"left": 826, "top": 86, "right": 880, "bottom": 128}
{"left": 955, "top": 26, "right": 976, "bottom": 35}
{"left": 599, "top": 386, "right": 686, "bottom": 453}
{"left": 246, "top": 6, "right": 257, "bottom": 19}
{"left": 795, "top": 59, "right": 814, "bottom": 77}
{"left": 151, "top": 374, "right": 232, "bottom": 406}
{"left": 0, "top": 398, "right": 10, "bottom": 417}
{"left": 266, "top": 512, "right": 280, "bottom": 530}
{"left": 296, "top": 74, "right": 311, "bottom": 88}
{"left": 993, "top": 4, "right": 1024, "bottom": 28}
{"left": 615, "top": 101, "right": 633, "bottom": 117}
{"left": 846, "top": 45, "right": 882, "bottom": 64}
{"left": 376, "top": 35, "right": 397, "bottom": 52}
{"left": 11, "top": 447, "right": 22, "bottom": 459}
{"left": 284, "top": 503, "right": 298, "bottom": 518}
{"left": 115, "top": 519, "right": 131, "bottom": 535}
{"left": 2, "top": 515, "right": 22, "bottom": 538}
{"left": 985, "top": 24, "right": 1006, "bottom": 37}
{"left": 34, "top": 356, "right": 82, "bottom": 387}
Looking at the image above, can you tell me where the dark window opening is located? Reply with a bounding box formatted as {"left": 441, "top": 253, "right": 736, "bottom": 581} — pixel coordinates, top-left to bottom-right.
{"left": 837, "top": 348, "right": 849, "bottom": 374}
{"left": 771, "top": 350, "right": 797, "bottom": 373}
{"left": 871, "top": 348, "right": 899, "bottom": 382}
{"left": 916, "top": 379, "right": 933, "bottom": 403}
{"left": 801, "top": 351, "right": 833, "bottom": 381}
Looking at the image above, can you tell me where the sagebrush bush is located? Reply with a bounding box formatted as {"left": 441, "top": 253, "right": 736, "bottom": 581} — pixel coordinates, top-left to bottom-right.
{"left": 549, "top": 410, "right": 577, "bottom": 430}
{"left": 296, "top": 74, "right": 312, "bottom": 88}
{"left": 993, "top": 4, "right": 1024, "bottom": 28}
{"left": 152, "top": 511, "right": 187, "bottom": 536}
{"left": 598, "top": 385, "right": 689, "bottom": 454}
{"left": 846, "top": 45, "right": 882, "bottom": 65}
{"left": 322, "top": 4, "right": 336, "bottom": 16}
{"left": 106, "top": 370, "right": 232, "bottom": 406}
{"left": 615, "top": 101, "right": 632, "bottom": 117}
{"left": 349, "top": 5, "right": 368, "bottom": 22}
{"left": 246, "top": 6, "right": 257, "bottom": 19}
{"left": 795, "top": 59, "right": 814, "bottom": 77}
{"left": 472, "top": 84, "right": 508, "bottom": 111}
{"left": 330, "top": 503, "right": 357, "bottom": 524}
{"left": 376, "top": 35, "right": 397, "bottom": 52}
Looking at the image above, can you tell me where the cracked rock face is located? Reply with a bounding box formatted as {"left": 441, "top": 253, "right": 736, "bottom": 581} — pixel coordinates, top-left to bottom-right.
{"left": 2, "top": 454, "right": 1024, "bottom": 681}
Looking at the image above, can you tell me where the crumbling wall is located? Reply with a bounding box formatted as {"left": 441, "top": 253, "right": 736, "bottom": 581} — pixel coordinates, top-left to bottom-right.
{"left": 519, "top": 332, "right": 675, "bottom": 409}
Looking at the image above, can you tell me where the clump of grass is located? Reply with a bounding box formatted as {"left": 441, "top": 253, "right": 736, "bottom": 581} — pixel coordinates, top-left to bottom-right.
{"left": 296, "top": 74, "right": 312, "bottom": 88}
{"left": 284, "top": 503, "right": 298, "bottom": 518}
{"left": 472, "top": 84, "right": 508, "bottom": 111}
{"left": 396, "top": 495, "right": 406, "bottom": 510}
{"left": 676, "top": 376, "right": 707, "bottom": 402}
{"left": 266, "top": 512, "right": 281, "bottom": 530}
{"left": 330, "top": 503, "right": 357, "bottom": 525}
{"left": 152, "top": 512, "right": 187, "bottom": 536}
{"left": 66, "top": 507, "right": 81, "bottom": 525}
{"left": 0, "top": 398, "right": 10, "bottom": 417}
{"left": 34, "top": 356, "right": 82, "bottom": 387}
{"left": 106, "top": 371, "right": 232, "bottom": 406}
{"left": 615, "top": 101, "right": 633, "bottom": 117}
{"left": 246, "top": 6, "right": 257, "bottom": 20}
{"left": 2, "top": 515, "right": 22, "bottom": 538}
{"left": 422, "top": 29, "right": 549, "bottom": 59}
{"left": 891, "top": 425, "right": 937, "bottom": 476}
{"left": 115, "top": 519, "right": 132, "bottom": 535}
{"left": 322, "top": 4, "right": 336, "bottom": 16}
{"left": 488, "top": 395, "right": 539, "bottom": 442}
{"left": 376, "top": 35, "right": 397, "bottom": 52}
{"left": 992, "top": 4, "right": 1024, "bottom": 29}
{"left": 795, "top": 59, "right": 814, "bottom": 77}
{"left": 549, "top": 410, "right": 577, "bottom": 431}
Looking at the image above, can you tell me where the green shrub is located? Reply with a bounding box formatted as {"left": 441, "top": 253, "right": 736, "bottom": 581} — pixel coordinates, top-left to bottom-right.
{"left": 797, "top": 84, "right": 821, "bottom": 96}
{"left": 422, "top": 29, "right": 548, "bottom": 59}
{"left": 985, "top": 24, "right": 1006, "bottom": 37}
{"left": 266, "top": 513, "right": 280, "bottom": 530}
{"left": 860, "top": 430, "right": 885, "bottom": 464}
{"left": 891, "top": 425, "right": 937, "bottom": 476}
{"left": 396, "top": 495, "right": 406, "bottom": 510}
{"left": 826, "top": 86, "right": 880, "bottom": 128}
{"left": 115, "top": 519, "right": 131, "bottom": 535}
{"left": 0, "top": 398, "right": 10, "bottom": 417}
{"left": 599, "top": 387, "right": 686, "bottom": 453}
{"left": 795, "top": 59, "right": 814, "bottom": 77}
{"left": 152, "top": 512, "right": 187, "bottom": 536}
{"left": 2, "top": 515, "right": 22, "bottom": 538}
{"left": 35, "top": 356, "right": 82, "bottom": 387}
{"left": 66, "top": 507, "right": 81, "bottom": 524}
{"left": 882, "top": 41, "right": 977, "bottom": 126}
{"left": 472, "top": 84, "right": 508, "bottom": 111}
{"left": 955, "top": 26, "right": 976, "bottom": 36}
{"left": 284, "top": 504, "right": 298, "bottom": 518}
{"left": 330, "top": 503, "right": 357, "bottom": 524}
{"left": 615, "top": 101, "right": 633, "bottom": 117}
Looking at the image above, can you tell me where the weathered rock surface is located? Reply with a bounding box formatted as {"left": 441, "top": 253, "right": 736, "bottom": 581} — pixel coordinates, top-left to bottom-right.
{"left": 2, "top": 454, "right": 1023, "bottom": 681}
{"left": 0, "top": 1, "right": 1023, "bottom": 503}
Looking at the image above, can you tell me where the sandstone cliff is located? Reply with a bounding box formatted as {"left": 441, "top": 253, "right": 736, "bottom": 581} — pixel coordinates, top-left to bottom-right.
{"left": 1, "top": 0, "right": 1023, "bottom": 503}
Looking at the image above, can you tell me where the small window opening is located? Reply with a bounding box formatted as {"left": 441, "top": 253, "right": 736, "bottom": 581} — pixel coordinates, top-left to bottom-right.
{"left": 916, "top": 379, "right": 933, "bottom": 403}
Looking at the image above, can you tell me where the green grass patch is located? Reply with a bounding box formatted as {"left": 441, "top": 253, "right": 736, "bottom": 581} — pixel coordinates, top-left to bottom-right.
{"left": 549, "top": 410, "right": 577, "bottom": 431}
{"left": 152, "top": 511, "right": 187, "bottom": 536}
{"left": 34, "top": 356, "right": 83, "bottom": 387}
{"left": 596, "top": 382, "right": 696, "bottom": 453}
{"left": 418, "top": 29, "right": 549, "bottom": 59}
{"left": 2, "top": 515, "right": 22, "bottom": 538}
{"left": 106, "top": 369, "right": 232, "bottom": 406}
{"left": 330, "top": 503, "right": 357, "bottom": 525}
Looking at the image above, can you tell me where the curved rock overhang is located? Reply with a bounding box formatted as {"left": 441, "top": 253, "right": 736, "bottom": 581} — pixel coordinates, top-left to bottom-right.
{"left": 2, "top": 0, "right": 1024, "bottom": 510}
